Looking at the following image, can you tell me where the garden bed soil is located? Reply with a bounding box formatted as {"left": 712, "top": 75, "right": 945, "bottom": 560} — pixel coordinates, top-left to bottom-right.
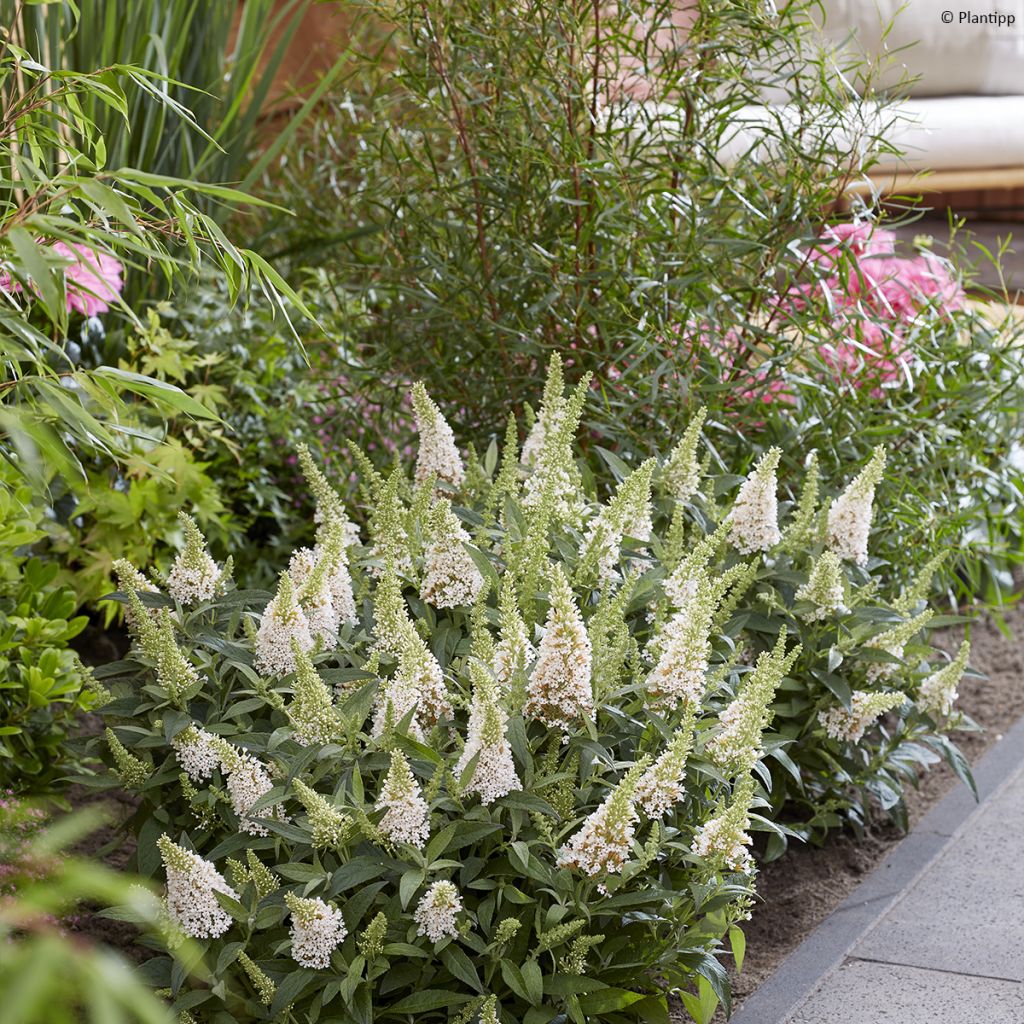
{"left": 695, "top": 602, "right": 1024, "bottom": 1021}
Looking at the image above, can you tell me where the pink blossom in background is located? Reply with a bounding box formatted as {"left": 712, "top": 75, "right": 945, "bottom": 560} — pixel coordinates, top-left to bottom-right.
{"left": 672, "top": 321, "right": 795, "bottom": 409}
{"left": 50, "top": 241, "right": 124, "bottom": 316}
{"left": 662, "top": 223, "right": 965, "bottom": 410}
{"left": 777, "top": 222, "right": 966, "bottom": 392}
{"left": 808, "top": 221, "right": 897, "bottom": 268}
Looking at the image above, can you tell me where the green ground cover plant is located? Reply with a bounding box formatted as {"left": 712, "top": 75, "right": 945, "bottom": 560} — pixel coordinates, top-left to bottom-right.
{"left": 0, "top": 462, "right": 97, "bottom": 794}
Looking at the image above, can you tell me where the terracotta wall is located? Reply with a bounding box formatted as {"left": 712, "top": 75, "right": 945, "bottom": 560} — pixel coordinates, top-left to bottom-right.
{"left": 236, "top": 0, "right": 354, "bottom": 113}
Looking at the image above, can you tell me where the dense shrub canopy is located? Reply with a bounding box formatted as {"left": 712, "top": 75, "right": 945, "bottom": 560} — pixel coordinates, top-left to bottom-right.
{"left": 94, "top": 363, "right": 973, "bottom": 1023}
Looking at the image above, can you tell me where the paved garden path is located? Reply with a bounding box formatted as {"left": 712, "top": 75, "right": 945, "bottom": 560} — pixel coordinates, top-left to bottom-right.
{"left": 732, "top": 714, "right": 1024, "bottom": 1024}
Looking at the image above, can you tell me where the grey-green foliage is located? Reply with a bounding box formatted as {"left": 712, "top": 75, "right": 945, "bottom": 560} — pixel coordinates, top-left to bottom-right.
{"left": 93, "top": 363, "right": 975, "bottom": 1023}
{"left": 257, "top": 0, "right": 902, "bottom": 432}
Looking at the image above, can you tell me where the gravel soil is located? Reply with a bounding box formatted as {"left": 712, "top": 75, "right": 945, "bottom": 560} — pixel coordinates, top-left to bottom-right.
{"left": 718, "top": 603, "right": 1024, "bottom": 1016}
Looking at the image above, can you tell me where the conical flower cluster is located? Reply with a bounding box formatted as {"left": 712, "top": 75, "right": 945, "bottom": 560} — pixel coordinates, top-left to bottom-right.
{"left": 895, "top": 552, "right": 948, "bottom": 616}
{"left": 525, "top": 566, "right": 594, "bottom": 732}
{"left": 288, "top": 647, "right": 341, "bottom": 746}
{"left": 217, "top": 742, "right": 289, "bottom": 837}
{"left": 158, "top": 835, "right": 237, "bottom": 939}
{"left": 113, "top": 558, "right": 161, "bottom": 627}
{"left": 579, "top": 460, "right": 655, "bottom": 583}
{"left": 918, "top": 640, "right": 970, "bottom": 718}
{"left": 728, "top": 447, "right": 782, "bottom": 554}
{"left": 244, "top": 849, "right": 280, "bottom": 901}
{"left": 455, "top": 666, "right": 521, "bottom": 805}
{"left": 493, "top": 579, "right": 535, "bottom": 692}
{"left": 691, "top": 775, "right": 755, "bottom": 873}
{"left": 796, "top": 550, "right": 846, "bottom": 621}
{"left": 412, "top": 382, "right": 464, "bottom": 488}
{"left": 106, "top": 728, "right": 149, "bottom": 788}
{"left": 290, "top": 522, "right": 357, "bottom": 647}
{"left": 521, "top": 357, "right": 566, "bottom": 468}
{"left": 166, "top": 513, "right": 222, "bottom": 606}
{"left": 413, "top": 880, "right": 462, "bottom": 942}
{"left": 662, "top": 407, "right": 706, "bottom": 504}
{"left": 634, "top": 712, "right": 697, "bottom": 818}
{"left": 521, "top": 360, "right": 587, "bottom": 527}
{"left": 371, "top": 671, "right": 425, "bottom": 743}
{"left": 826, "top": 446, "right": 886, "bottom": 565}
{"left": 358, "top": 912, "right": 388, "bottom": 961}
{"left": 368, "top": 471, "right": 413, "bottom": 576}
{"left": 371, "top": 564, "right": 413, "bottom": 658}
{"left": 371, "top": 564, "right": 452, "bottom": 736}
{"left": 819, "top": 689, "right": 905, "bottom": 743}
{"left": 376, "top": 751, "right": 430, "bottom": 848}
{"left": 126, "top": 592, "right": 201, "bottom": 705}
{"left": 398, "top": 632, "right": 452, "bottom": 727}
{"left": 172, "top": 725, "right": 221, "bottom": 782}
{"left": 865, "top": 610, "right": 933, "bottom": 683}
{"left": 663, "top": 522, "right": 728, "bottom": 610}
{"left": 285, "top": 891, "right": 347, "bottom": 969}
{"left": 421, "top": 499, "right": 485, "bottom": 608}
{"left": 255, "top": 571, "right": 314, "bottom": 677}
{"left": 237, "top": 952, "right": 275, "bottom": 1006}
{"left": 707, "top": 633, "right": 801, "bottom": 777}
{"left": 645, "top": 572, "right": 720, "bottom": 709}
{"left": 293, "top": 779, "right": 351, "bottom": 849}
{"left": 782, "top": 452, "right": 820, "bottom": 551}
{"left": 558, "top": 765, "right": 642, "bottom": 888}
{"left": 297, "top": 443, "right": 360, "bottom": 549}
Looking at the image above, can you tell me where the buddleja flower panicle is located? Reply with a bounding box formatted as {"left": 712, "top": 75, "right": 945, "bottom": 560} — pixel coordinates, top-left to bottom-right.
{"left": 412, "top": 381, "right": 465, "bottom": 488}
{"left": 455, "top": 664, "right": 521, "bottom": 805}
{"left": 376, "top": 750, "right": 430, "bottom": 848}
{"left": 728, "top": 447, "right": 782, "bottom": 554}
{"left": 158, "top": 835, "right": 237, "bottom": 939}
{"left": 255, "top": 570, "right": 313, "bottom": 677}
{"left": 413, "top": 880, "right": 463, "bottom": 942}
{"left": 819, "top": 689, "right": 905, "bottom": 743}
{"left": 166, "top": 512, "right": 223, "bottom": 606}
{"left": 918, "top": 640, "right": 970, "bottom": 718}
{"left": 827, "top": 446, "right": 886, "bottom": 565}
{"left": 285, "top": 891, "right": 347, "bottom": 969}
{"left": 525, "top": 565, "right": 594, "bottom": 732}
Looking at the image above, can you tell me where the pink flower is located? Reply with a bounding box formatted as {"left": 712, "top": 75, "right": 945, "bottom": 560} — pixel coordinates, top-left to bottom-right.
{"left": 50, "top": 242, "right": 123, "bottom": 315}
{"left": 0, "top": 266, "right": 22, "bottom": 298}
{"left": 854, "top": 252, "right": 964, "bottom": 319}
{"left": 809, "top": 221, "right": 897, "bottom": 268}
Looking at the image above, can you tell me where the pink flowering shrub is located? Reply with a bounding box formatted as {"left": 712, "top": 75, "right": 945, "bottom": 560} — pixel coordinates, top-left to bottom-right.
{"left": 786, "top": 221, "right": 965, "bottom": 388}
{"left": 0, "top": 241, "right": 123, "bottom": 316}
{"left": 50, "top": 241, "right": 124, "bottom": 315}
{"left": 648, "top": 223, "right": 968, "bottom": 412}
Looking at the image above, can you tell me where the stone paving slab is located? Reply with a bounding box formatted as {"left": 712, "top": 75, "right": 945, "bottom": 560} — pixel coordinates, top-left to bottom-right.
{"left": 788, "top": 960, "right": 1023, "bottom": 1024}
{"left": 852, "top": 764, "right": 1024, "bottom": 983}
{"left": 731, "top": 713, "right": 1024, "bottom": 1024}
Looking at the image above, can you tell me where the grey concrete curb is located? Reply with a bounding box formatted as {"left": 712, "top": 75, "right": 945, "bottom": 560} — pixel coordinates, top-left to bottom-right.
{"left": 730, "top": 713, "right": 1024, "bottom": 1024}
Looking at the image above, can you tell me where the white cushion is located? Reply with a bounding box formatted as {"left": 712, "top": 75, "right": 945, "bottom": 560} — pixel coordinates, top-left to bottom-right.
{"left": 645, "top": 95, "right": 1024, "bottom": 174}
{"left": 817, "top": 0, "right": 1024, "bottom": 97}
{"left": 874, "top": 95, "right": 1024, "bottom": 170}
{"left": 611, "top": 91, "right": 1024, "bottom": 176}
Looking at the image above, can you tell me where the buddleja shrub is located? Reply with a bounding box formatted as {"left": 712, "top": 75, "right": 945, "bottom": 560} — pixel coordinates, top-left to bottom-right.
{"left": 94, "top": 361, "right": 971, "bottom": 1024}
